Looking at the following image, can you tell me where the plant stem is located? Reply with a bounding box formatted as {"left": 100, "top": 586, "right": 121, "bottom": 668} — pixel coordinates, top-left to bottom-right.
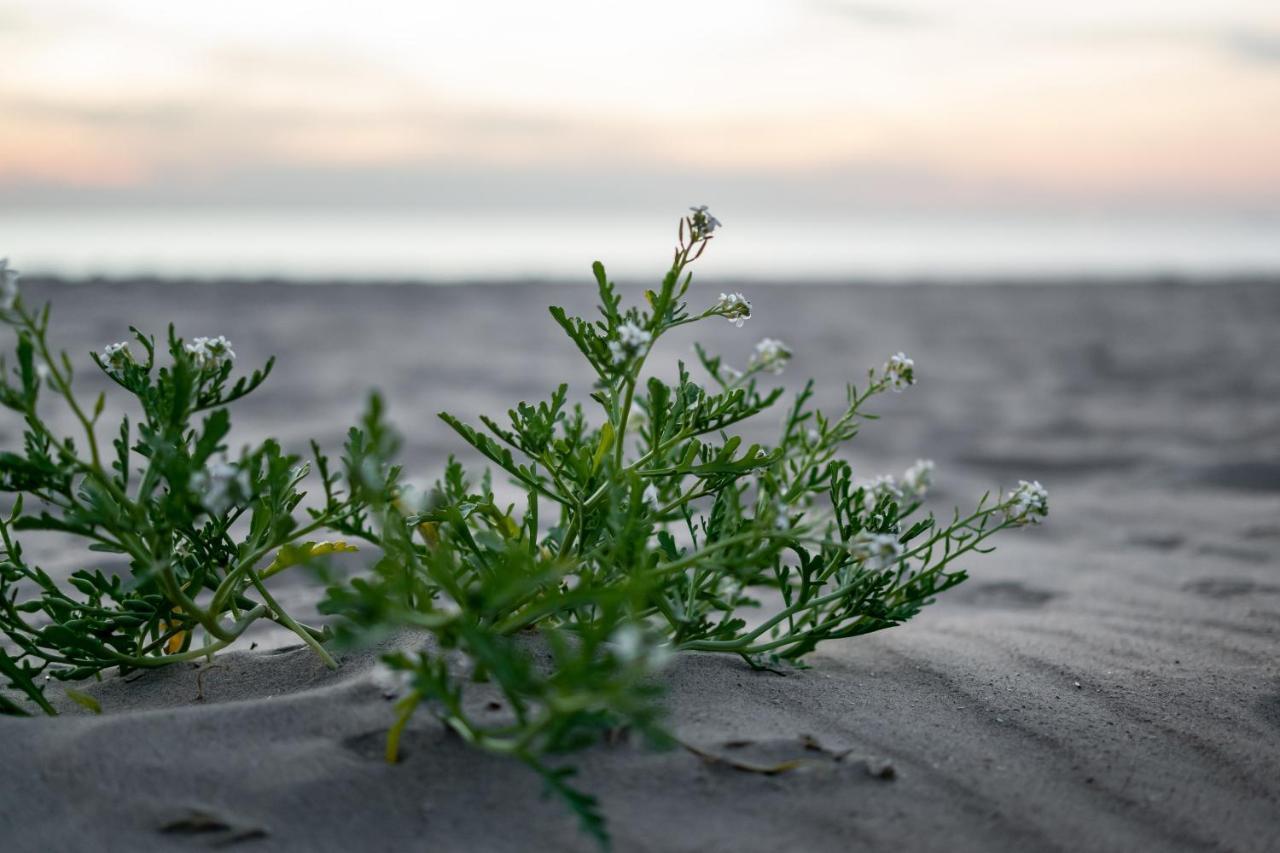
{"left": 246, "top": 569, "right": 338, "bottom": 669}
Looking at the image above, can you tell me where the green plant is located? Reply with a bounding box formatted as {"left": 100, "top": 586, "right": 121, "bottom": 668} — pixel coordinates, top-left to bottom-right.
{"left": 0, "top": 260, "right": 365, "bottom": 715}
{"left": 321, "top": 209, "right": 1049, "bottom": 845}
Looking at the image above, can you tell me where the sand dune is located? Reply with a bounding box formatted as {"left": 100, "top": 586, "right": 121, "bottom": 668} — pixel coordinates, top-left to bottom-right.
{"left": 1, "top": 279, "right": 1278, "bottom": 851}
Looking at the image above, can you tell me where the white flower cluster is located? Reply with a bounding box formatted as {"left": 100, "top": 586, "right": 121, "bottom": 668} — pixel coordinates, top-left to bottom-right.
{"left": 1, "top": 258, "right": 19, "bottom": 312}
{"left": 865, "top": 474, "right": 902, "bottom": 504}
{"left": 864, "top": 460, "right": 935, "bottom": 505}
{"left": 716, "top": 292, "right": 752, "bottom": 328}
{"left": 689, "top": 205, "right": 721, "bottom": 238}
{"left": 610, "top": 624, "right": 674, "bottom": 671}
{"left": 101, "top": 342, "right": 134, "bottom": 377}
{"left": 749, "top": 337, "right": 792, "bottom": 374}
{"left": 847, "top": 530, "right": 904, "bottom": 573}
{"left": 883, "top": 352, "right": 915, "bottom": 392}
{"left": 191, "top": 460, "right": 252, "bottom": 516}
{"left": 902, "top": 459, "right": 935, "bottom": 497}
{"left": 609, "top": 320, "right": 652, "bottom": 365}
{"left": 185, "top": 335, "right": 236, "bottom": 372}
{"left": 1005, "top": 479, "right": 1049, "bottom": 524}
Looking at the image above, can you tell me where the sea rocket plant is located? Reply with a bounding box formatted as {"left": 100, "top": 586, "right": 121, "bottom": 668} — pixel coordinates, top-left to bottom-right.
{"left": 318, "top": 210, "right": 1049, "bottom": 844}
{"left": 0, "top": 262, "right": 369, "bottom": 717}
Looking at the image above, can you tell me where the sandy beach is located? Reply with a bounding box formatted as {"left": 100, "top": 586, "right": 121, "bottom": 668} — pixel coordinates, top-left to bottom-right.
{"left": 2, "top": 277, "right": 1278, "bottom": 852}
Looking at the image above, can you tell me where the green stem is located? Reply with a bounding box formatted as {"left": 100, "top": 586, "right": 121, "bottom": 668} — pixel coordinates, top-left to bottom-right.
{"left": 678, "top": 520, "right": 1006, "bottom": 654}
{"left": 208, "top": 515, "right": 333, "bottom": 614}
{"left": 103, "top": 605, "right": 269, "bottom": 668}
{"left": 246, "top": 569, "right": 338, "bottom": 669}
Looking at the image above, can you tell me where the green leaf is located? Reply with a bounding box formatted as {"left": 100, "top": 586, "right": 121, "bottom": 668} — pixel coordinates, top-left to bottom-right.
{"left": 15, "top": 333, "right": 36, "bottom": 400}
{"left": 591, "top": 422, "right": 614, "bottom": 474}
{"left": 592, "top": 261, "right": 620, "bottom": 325}
{"left": 0, "top": 649, "right": 55, "bottom": 716}
{"left": 531, "top": 762, "right": 610, "bottom": 849}
{"left": 88, "top": 542, "right": 127, "bottom": 554}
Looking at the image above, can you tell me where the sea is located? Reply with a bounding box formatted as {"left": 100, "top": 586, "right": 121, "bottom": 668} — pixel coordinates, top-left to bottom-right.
{"left": 3, "top": 208, "right": 1277, "bottom": 282}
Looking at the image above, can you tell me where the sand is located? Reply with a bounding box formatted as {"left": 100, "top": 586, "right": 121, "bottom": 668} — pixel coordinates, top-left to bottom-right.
{"left": 1, "top": 277, "right": 1278, "bottom": 852}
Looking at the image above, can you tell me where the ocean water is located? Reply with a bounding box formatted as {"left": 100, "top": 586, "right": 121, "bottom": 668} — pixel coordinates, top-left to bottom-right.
{"left": 2, "top": 208, "right": 1277, "bottom": 282}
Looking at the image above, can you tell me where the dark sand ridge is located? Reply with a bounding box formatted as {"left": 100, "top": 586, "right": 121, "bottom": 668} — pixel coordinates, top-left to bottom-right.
{"left": 1, "top": 279, "right": 1278, "bottom": 851}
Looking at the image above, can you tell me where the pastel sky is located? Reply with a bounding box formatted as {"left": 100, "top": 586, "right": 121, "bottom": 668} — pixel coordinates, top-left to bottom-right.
{"left": 2, "top": 0, "right": 1279, "bottom": 214}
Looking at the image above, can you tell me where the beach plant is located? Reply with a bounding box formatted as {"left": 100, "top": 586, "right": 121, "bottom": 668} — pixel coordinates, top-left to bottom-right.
{"left": 0, "top": 260, "right": 366, "bottom": 716}
{"left": 320, "top": 208, "right": 1049, "bottom": 845}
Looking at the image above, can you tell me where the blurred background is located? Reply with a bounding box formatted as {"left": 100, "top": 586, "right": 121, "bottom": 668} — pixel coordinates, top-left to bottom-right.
{"left": 2, "top": 0, "right": 1278, "bottom": 281}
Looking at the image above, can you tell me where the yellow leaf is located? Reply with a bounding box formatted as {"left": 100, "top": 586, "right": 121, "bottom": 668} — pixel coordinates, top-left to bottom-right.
{"left": 163, "top": 605, "right": 185, "bottom": 654}
{"left": 417, "top": 520, "right": 440, "bottom": 547}
{"left": 262, "top": 540, "right": 359, "bottom": 579}
{"left": 65, "top": 688, "right": 101, "bottom": 714}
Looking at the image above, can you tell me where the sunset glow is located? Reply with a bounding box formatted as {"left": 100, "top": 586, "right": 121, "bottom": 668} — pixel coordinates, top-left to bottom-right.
{"left": 2, "top": 0, "right": 1277, "bottom": 214}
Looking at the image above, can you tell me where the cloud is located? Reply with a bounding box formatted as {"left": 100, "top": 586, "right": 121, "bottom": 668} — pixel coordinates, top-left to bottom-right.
{"left": 0, "top": 156, "right": 975, "bottom": 213}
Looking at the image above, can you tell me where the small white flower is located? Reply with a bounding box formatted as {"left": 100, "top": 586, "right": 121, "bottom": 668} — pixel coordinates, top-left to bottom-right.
{"left": 642, "top": 482, "right": 660, "bottom": 508}
{"left": 806, "top": 428, "right": 821, "bottom": 445}
{"left": 191, "top": 460, "right": 251, "bottom": 516}
{"left": 1, "top": 258, "right": 20, "bottom": 311}
{"left": 1005, "top": 479, "right": 1049, "bottom": 524}
{"left": 715, "top": 292, "right": 752, "bottom": 328}
{"left": 902, "top": 459, "right": 935, "bottom": 497}
{"left": 101, "top": 341, "right": 134, "bottom": 377}
{"left": 608, "top": 320, "right": 652, "bottom": 365}
{"left": 721, "top": 364, "right": 743, "bottom": 383}
{"left": 610, "top": 624, "right": 674, "bottom": 671}
{"left": 185, "top": 335, "right": 236, "bottom": 371}
{"left": 883, "top": 352, "right": 915, "bottom": 392}
{"left": 617, "top": 321, "right": 650, "bottom": 348}
{"left": 689, "top": 205, "right": 721, "bottom": 237}
{"left": 847, "top": 530, "right": 904, "bottom": 573}
{"left": 749, "top": 337, "right": 792, "bottom": 375}
{"left": 612, "top": 625, "right": 644, "bottom": 662}
{"left": 865, "top": 474, "right": 902, "bottom": 505}
{"left": 35, "top": 363, "right": 50, "bottom": 386}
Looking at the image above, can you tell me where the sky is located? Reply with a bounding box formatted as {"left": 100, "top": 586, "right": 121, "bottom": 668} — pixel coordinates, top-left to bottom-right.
{"left": 1, "top": 0, "right": 1278, "bottom": 217}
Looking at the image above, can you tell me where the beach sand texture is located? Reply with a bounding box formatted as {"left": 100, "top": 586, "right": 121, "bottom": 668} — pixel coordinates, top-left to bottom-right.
{"left": 1, "top": 279, "right": 1278, "bottom": 852}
